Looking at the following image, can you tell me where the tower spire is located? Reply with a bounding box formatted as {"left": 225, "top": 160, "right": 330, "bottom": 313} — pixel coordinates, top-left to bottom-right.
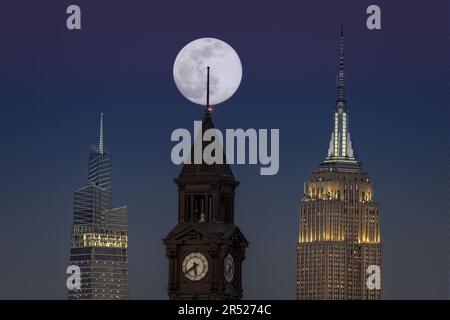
{"left": 322, "top": 25, "right": 359, "bottom": 168}
{"left": 337, "top": 24, "right": 345, "bottom": 104}
{"left": 206, "top": 66, "right": 210, "bottom": 107}
{"left": 99, "top": 113, "right": 104, "bottom": 155}
{"left": 205, "top": 66, "right": 212, "bottom": 115}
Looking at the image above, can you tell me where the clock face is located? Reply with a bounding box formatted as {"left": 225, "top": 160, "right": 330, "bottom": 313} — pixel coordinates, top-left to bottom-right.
{"left": 182, "top": 252, "right": 208, "bottom": 281}
{"left": 224, "top": 254, "right": 234, "bottom": 282}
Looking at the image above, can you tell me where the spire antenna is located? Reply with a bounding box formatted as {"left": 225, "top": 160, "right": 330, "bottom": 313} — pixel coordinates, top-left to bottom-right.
{"left": 337, "top": 24, "right": 345, "bottom": 103}
{"left": 99, "top": 113, "right": 104, "bottom": 155}
{"left": 205, "top": 66, "right": 211, "bottom": 114}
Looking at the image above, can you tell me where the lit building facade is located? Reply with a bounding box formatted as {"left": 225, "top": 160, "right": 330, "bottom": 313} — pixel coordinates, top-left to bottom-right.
{"left": 296, "top": 27, "right": 382, "bottom": 300}
{"left": 69, "top": 114, "right": 128, "bottom": 300}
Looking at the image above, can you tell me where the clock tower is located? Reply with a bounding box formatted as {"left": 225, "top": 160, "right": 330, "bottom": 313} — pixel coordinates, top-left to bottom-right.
{"left": 163, "top": 100, "right": 248, "bottom": 300}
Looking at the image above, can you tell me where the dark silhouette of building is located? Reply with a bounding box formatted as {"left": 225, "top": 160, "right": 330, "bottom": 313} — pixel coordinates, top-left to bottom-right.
{"left": 68, "top": 114, "right": 128, "bottom": 300}
{"left": 164, "top": 68, "right": 248, "bottom": 299}
{"left": 296, "top": 27, "right": 382, "bottom": 300}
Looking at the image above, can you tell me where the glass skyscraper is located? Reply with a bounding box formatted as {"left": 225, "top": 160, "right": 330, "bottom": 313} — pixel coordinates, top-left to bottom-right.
{"left": 68, "top": 114, "right": 129, "bottom": 300}
{"left": 88, "top": 113, "right": 113, "bottom": 205}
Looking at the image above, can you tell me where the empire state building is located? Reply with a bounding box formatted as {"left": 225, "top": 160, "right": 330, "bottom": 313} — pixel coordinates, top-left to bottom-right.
{"left": 296, "top": 27, "right": 382, "bottom": 300}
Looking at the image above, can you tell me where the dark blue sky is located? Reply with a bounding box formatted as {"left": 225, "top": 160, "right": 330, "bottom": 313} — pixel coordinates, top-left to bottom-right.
{"left": 0, "top": 0, "right": 448, "bottom": 299}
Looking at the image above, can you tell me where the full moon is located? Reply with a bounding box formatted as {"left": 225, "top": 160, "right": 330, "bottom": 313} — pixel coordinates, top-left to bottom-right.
{"left": 173, "top": 38, "right": 242, "bottom": 106}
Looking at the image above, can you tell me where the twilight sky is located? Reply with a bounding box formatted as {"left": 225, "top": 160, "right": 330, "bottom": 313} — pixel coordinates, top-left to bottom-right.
{"left": 0, "top": 0, "right": 448, "bottom": 299}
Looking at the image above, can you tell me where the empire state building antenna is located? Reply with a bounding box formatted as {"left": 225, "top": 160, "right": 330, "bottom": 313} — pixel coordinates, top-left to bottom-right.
{"left": 337, "top": 24, "right": 346, "bottom": 105}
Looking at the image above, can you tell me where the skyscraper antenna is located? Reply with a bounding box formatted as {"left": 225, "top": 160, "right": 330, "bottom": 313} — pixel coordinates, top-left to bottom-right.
{"left": 337, "top": 24, "right": 345, "bottom": 102}
{"left": 99, "top": 113, "right": 104, "bottom": 155}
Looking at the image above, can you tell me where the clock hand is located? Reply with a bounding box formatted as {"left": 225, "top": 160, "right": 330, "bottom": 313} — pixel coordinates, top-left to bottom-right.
{"left": 226, "top": 265, "right": 231, "bottom": 274}
{"left": 185, "top": 262, "right": 199, "bottom": 276}
{"left": 193, "top": 262, "right": 198, "bottom": 276}
{"left": 185, "top": 263, "right": 196, "bottom": 274}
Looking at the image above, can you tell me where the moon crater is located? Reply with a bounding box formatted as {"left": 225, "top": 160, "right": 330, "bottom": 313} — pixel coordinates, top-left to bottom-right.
{"left": 173, "top": 38, "right": 242, "bottom": 106}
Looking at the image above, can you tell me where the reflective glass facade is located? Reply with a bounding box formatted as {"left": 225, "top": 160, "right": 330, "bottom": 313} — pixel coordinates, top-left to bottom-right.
{"left": 68, "top": 115, "right": 128, "bottom": 300}
{"left": 88, "top": 151, "right": 112, "bottom": 205}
